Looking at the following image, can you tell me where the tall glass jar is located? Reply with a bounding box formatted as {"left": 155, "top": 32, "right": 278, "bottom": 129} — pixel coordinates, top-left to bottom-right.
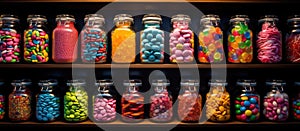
{"left": 121, "top": 79, "right": 144, "bottom": 122}
{"left": 177, "top": 80, "right": 202, "bottom": 123}
{"left": 234, "top": 79, "right": 260, "bottom": 122}
{"left": 228, "top": 15, "right": 253, "bottom": 63}
{"left": 263, "top": 80, "right": 289, "bottom": 121}
{"left": 198, "top": 14, "right": 224, "bottom": 63}
{"left": 257, "top": 15, "right": 282, "bottom": 63}
{"left": 0, "top": 14, "right": 21, "bottom": 63}
{"left": 64, "top": 80, "right": 88, "bottom": 122}
{"left": 149, "top": 79, "right": 172, "bottom": 122}
{"left": 291, "top": 81, "right": 300, "bottom": 120}
{"left": 8, "top": 79, "right": 32, "bottom": 121}
{"left": 81, "top": 14, "right": 107, "bottom": 63}
{"left": 140, "top": 14, "right": 164, "bottom": 63}
{"left": 93, "top": 79, "right": 116, "bottom": 122}
{"left": 169, "top": 14, "right": 194, "bottom": 63}
{"left": 111, "top": 14, "right": 135, "bottom": 63}
{"left": 206, "top": 80, "right": 230, "bottom": 122}
{"left": 286, "top": 15, "right": 300, "bottom": 63}
{"left": 0, "top": 80, "right": 5, "bottom": 120}
{"left": 36, "top": 79, "right": 60, "bottom": 122}
{"left": 52, "top": 14, "right": 78, "bottom": 63}
{"left": 24, "top": 15, "right": 50, "bottom": 63}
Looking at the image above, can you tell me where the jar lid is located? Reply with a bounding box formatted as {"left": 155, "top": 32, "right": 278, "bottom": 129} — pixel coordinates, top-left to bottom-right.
{"left": 171, "top": 14, "right": 191, "bottom": 23}
{"left": 258, "top": 15, "right": 279, "bottom": 23}
{"left": 200, "top": 14, "right": 220, "bottom": 23}
{"left": 236, "top": 79, "right": 256, "bottom": 86}
{"left": 266, "top": 80, "right": 286, "bottom": 86}
{"left": 294, "top": 81, "right": 300, "bottom": 86}
{"left": 230, "top": 15, "right": 249, "bottom": 23}
{"left": 180, "top": 79, "right": 199, "bottom": 86}
{"left": 56, "top": 14, "right": 75, "bottom": 22}
{"left": 38, "top": 79, "right": 58, "bottom": 87}
{"left": 123, "top": 79, "right": 142, "bottom": 86}
{"left": 0, "top": 14, "right": 19, "bottom": 22}
{"left": 152, "top": 79, "right": 170, "bottom": 86}
{"left": 113, "top": 14, "right": 133, "bottom": 24}
{"left": 11, "top": 79, "right": 32, "bottom": 86}
{"left": 287, "top": 15, "right": 300, "bottom": 23}
{"left": 142, "top": 14, "right": 162, "bottom": 24}
{"left": 208, "top": 79, "right": 228, "bottom": 86}
{"left": 67, "top": 79, "right": 86, "bottom": 86}
{"left": 84, "top": 14, "right": 105, "bottom": 23}
{"left": 27, "top": 14, "right": 47, "bottom": 22}
{"left": 95, "top": 79, "right": 113, "bottom": 86}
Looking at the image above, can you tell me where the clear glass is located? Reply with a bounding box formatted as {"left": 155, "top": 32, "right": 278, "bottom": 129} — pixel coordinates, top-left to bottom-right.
{"left": 206, "top": 80, "right": 230, "bottom": 122}
{"left": 52, "top": 14, "right": 78, "bottom": 63}
{"left": 178, "top": 80, "right": 202, "bottom": 123}
{"left": 121, "top": 79, "right": 144, "bottom": 122}
{"left": 234, "top": 79, "right": 260, "bottom": 122}
{"left": 227, "top": 15, "right": 253, "bottom": 63}
{"left": 36, "top": 79, "right": 60, "bottom": 122}
{"left": 140, "top": 14, "right": 164, "bottom": 63}
{"left": 263, "top": 80, "right": 289, "bottom": 121}
{"left": 149, "top": 79, "right": 172, "bottom": 122}
{"left": 8, "top": 79, "right": 32, "bottom": 121}
{"left": 81, "top": 14, "right": 107, "bottom": 63}
{"left": 257, "top": 15, "right": 282, "bottom": 63}
{"left": 291, "top": 82, "right": 300, "bottom": 120}
{"left": 0, "top": 14, "right": 21, "bottom": 63}
{"left": 0, "top": 80, "right": 5, "bottom": 120}
{"left": 198, "top": 14, "right": 224, "bottom": 63}
{"left": 64, "top": 80, "right": 88, "bottom": 122}
{"left": 93, "top": 79, "right": 116, "bottom": 122}
{"left": 111, "top": 14, "right": 135, "bottom": 63}
{"left": 24, "top": 14, "right": 50, "bottom": 63}
{"left": 286, "top": 15, "right": 300, "bottom": 63}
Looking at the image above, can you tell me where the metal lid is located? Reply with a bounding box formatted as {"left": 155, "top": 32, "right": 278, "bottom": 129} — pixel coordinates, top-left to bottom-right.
{"left": 142, "top": 14, "right": 162, "bottom": 24}
{"left": 0, "top": 14, "right": 19, "bottom": 22}
{"left": 38, "top": 79, "right": 58, "bottom": 87}
{"left": 258, "top": 15, "right": 279, "bottom": 23}
{"left": 67, "top": 79, "right": 86, "bottom": 86}
{"left": 230, "top": 15, "right": 249, "bottom": 23}
{"left": 113, "top": 14, "right": 133, "bottom": 24}
{"left": 287, "top": 15, "right": 300, "bottom": 23}
{"left": 208, "top": 79, "right": 228, "bottom": 86}
{"left": 56, "top": 14, "right": 75, "bottom": 22}
{"left": 266, "top": 80, "right": 286, "bottom": 86}
{"left": 200, "top": 14, "right": 220, "bottom": 23}
{"left": 237, "top": 79, "right": 256, "bottom": 86}
{"left": 84, "top": 14, "right": 105, "bottom": 24}
{"left": 171, "top": 14, "right": 191, "bottom": 23}
{"left": 11, "top": 79, "right": 32, "bottom": 86}
{"left": 123, "top": 79, "right": 142, "bottom": 86}
{"left": 27, "top": 14, "right": 47, "bottom": 22}
{"left": 152, "top": 79, "right": 170, "bottom": 86}
{"left": 180, "top": 79, "right": 199, "bottom": 86}
{"left": 95, "top": 79, "right": 113, "bottom": 86}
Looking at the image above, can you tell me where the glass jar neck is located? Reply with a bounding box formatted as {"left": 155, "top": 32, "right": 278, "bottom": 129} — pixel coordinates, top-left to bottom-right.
{"left": 154, "top": 86, "right": 167, "bottom": 93}
{"left": 14, "top": 85, "right": 27, "bottom": 92}
{"left": 115, "top": 20, "right": 132, "bottom": 28}
{"left": 56, "top": 20, "right": 75, "bottom": 27}
{"left": 127, "top": 86, "right": 139, "bottom": 93}
{"left": 40, "top": 86, "right": 53, "bottom": 93}
{"left": 144, "top": 23, "right": 160, "bottom": 29}
{"left": 85, "top": 20, "right": 104, "bottom": 28}
{"left": 28, "top": 20, "right": 46, "bottom": 28}
{"left": 173, "top": 20, "right": 189, "bottom": 29}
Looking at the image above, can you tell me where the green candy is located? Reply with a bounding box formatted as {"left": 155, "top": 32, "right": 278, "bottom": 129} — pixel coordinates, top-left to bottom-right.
{"left": 297, "top": 103, "right": 300, "bottom": 106}
{"left": 236, "top": 97, "right": 241, "bottom": 101}
{"left": 11, "top": 59, "right": 16, "bottom": 63}
{"left": 236, "top": 110, "right": 241, "bottom": 115}
{"left": 235, "top": 104, "right": 241, "bottom": 109}
{"left": 245, "top": 40, "right": 252, "bottom": 47}
{"left": 229, "top": 35, "right": 235, "bottom": 43}
{"left": 238, "top": 42, "right": 246, "bottom": 49}
{"left": 14, "top": 52, "right": 19, "bottom": 56}
{"left": 249, "top": 115, "right": 256, "bottom": 121}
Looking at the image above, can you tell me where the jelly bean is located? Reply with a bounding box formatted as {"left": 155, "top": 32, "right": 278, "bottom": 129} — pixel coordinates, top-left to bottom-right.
{"left": 36, "top": 94, "right": 60, "bottom": 121}
{"left": 257, "top": 22, "right": 282, "bottom": 63}
{"left": 64, "top": 90, "right": 88, "bottom": 122}
{"left": 93, "top": 98, "right": 116, "bottom": 122}
{"left": 121, "top": 95, "right": 144, "bottom": 122}
{"left": 0, "top": 28, "right": 21, "bottom": 63}
{"left": 0, "top": 95, "right": 5, "bottom": 120}
{"left": 178, "top": 94, "right": 201, "bottom": 122}
{"left": 150, "top": 92, "right": 172, "bottom": 122}
{"left": 292, "top": 98, "right": 300, "bottom": 120}
{"left": 8, "top": 94, "right": 31, "bottom": 121}
{"left": 263, "top": 92, "right": 289, "bottom": 121}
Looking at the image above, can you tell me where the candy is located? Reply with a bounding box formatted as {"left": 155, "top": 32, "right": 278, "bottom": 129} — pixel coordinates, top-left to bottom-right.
{"left": 263, "top": 91, "right": 289, "bottom": 121}
{"left": 291, "top": 98, "right": 300, "bottom": 120}
{"left": 8, "top": 94, "right": 31, "bottom": 121}
{"left": 257, "top": 22, "right": 282, "bottom": 63}
{"left": 121, "top": 95, "right": 144, "bottom": 122}
{"left": 36, "top": 94, "right": 60, "bottom": 121}
{"left": 0, "top": 95, "right": 5, "bottom": 120}
{"left": 64, "top": 89, "right": 88, "bottom": 122}
{"left": 0, "top": 28, "right": 21, "bottom": 63}
{"left": 93, "top": 98, "right": 116, "bottom": 122}
{"left": 150, "top": 91, "right": 172, "bottom": 122}
{"left": 235, "top": 95, "right": 260, "bottom": 122}
{"left": 178, "top": 93, "right": 201, "bottom": 122}
{"left": 286, "top": 33, "right": 300, "bottom": 63}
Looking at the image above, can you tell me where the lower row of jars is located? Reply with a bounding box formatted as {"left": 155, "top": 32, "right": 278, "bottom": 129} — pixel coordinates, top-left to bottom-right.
{"left": 0, "top": 79, "right": 298, "bottom": 123}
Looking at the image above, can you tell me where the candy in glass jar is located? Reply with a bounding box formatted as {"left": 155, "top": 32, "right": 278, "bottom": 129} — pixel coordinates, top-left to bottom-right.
{"left": 177, "top": 80, "right": 201, "bottom": 123}
{"left": 257, "top": 15, "right": 282, "bottom": 63}
{"left": 81, "top": 14, "right": 107, "bottom": 63}
{"left": 286, "top": 15, "right": 300, "bottom": 63}
{"left": 169, "top": 14, "right": 194, "bottom": 63}
{"left": 235, "top": 79, "right": 260, "bottom": 122}
{"left": 64, "top": 80, "right": 88, "bottom": 122}
{"left": 149, "top": 79, "right": 172, "bottom": 122}
{"left": 227, "top": 15, "right": 253, "bottom": 63}
{"left": 24, "top": 15, "right": 50, "bottom": 63}
{"left": 52, "top": 14, "right": 78, "bottom": 63}
{"left": 93, "top": 79, "right": 116, "bottom": 122}
{"left": 111, "top": 14, "right": 135, "bottom": 63}
{"left": 198, "top": 14, "right": 224, "bottom": 63}
{"left": 121, "top": 79, "right": 144, "bottom": 122}
{"left": 291, "top": 81, "right": 300, "bottom": 120}
{"left": 36, "top": 79, "right": 60, "bottom": 122}
{"left": 263, "top": 80, "right": 289, "bottom": 121}
{"left": 0, "top": 14, "right": 21, "bottom": 63}
{"left": 206, "top": 80, "right": 230, "bottom": 122}
{"left": 0, "top": 80, "right": 5, "bottom": 120}
{"left": 140, "top": 14, "right": 164, "bottom": 63}
{"left": 8, "top": 79, "right": 32, "bottom": 121}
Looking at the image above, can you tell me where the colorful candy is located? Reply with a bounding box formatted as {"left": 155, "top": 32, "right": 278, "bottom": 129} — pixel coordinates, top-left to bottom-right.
{"left": 292, "top": 98, "right": 300, "bottom": 120}
{"left": 36, "top": 93, "right": 60, "bottom": 121}
{"left": 257, "top": 16, "right": 282, "bottom": 63}
{"left": 93, "top": 98, "right": 116, "bottom": 122}
{"left": 169, "top": 14, "right": 194, "bottom": 63}
{"left": 0, "top": 95, "right": 5, "bottom": 120}
{"left": 199, "top": 15, "right": 224, "bottom": 63}
{"left": 24, "top": 15, "right": 49, "bottom": 63}
{"left": 235, "top": 95, "right": 260, "bottom": 122}
{"left": 228, "top": 15, "right": 253, "bottom": 63}
{"left": 8, "top": 94, "right": 32, "bottom": 121}
{"left": 81, "top": 14, "right": 107, "bottom": 63}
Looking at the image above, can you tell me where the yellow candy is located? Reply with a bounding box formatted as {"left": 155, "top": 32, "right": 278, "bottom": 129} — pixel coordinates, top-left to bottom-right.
{"left": 208, "top": 44, "right": 216, "bottom": 51}
{"left": 235, "top": 36, "right": 242, "bottom": 43}
{"left": 245, "top": 110, "right": 252, "bottom": 116}
{"left": 231, "top": 42, "right": 239, "bottom": 49}
{"left": 214, "top": 52, "right": 221, "bottom": 60}
{"left": 32, "top": 50, "right": 37, "bottom": 55}
{"left": 176, "top": 43, "right": 183, "bottom": 50}
{"left": 241, "top": 52, "right": 249, "bottom": 59}
{"left": 241, "top": 96, "right": 248, "bottom": 101}
{"left": 24, "top": 51, "right": 30, "bottom": 56}
{"left": 219, "top": 106, "right": 225, "bottom": 112}
{"left": 45, "top": 34, "right": 49, "bottom": 40}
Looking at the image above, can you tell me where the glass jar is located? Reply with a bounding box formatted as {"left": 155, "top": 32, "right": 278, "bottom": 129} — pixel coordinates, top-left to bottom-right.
{"left": 140, "top": 14, "right": 164, "bottom": 63}
{"left": 93, "top": 79, "right": 116, "bottom": 122}
{"left": 198, "top": 14, "right": 224, "bottom": 63}
{"left": 36, "top": 79, "right": 60, "bottom": 122}
{"left": 52, "top": 14, "right": 78, "bottom": 63}
{"left": 206, "top": 80, "right": 230, "bottom": 122}
{"left": 81, "top": 14, "right": 107, "bottom": 63}
{"left": 291, "top": 81, "right": 300, "bottom": 120}
{"left": 177, "top": 80, "right": 202, "bottom": 123}
{"left": 8, "top": 79, "right": 32, "bottom": 121}
{"left": 235, "top": 79, "right": 260, "bottom": 122}
{"left": 111, "top": 14, "right": 135, "bottom": 63}
{"left": 286, "top": 15, "right": 300, "bottom": 63}
{"left": 149, "top": 79, "right": 172, "bottom": 122}
{"left": 24, "top": 15, "right": 50, "bottom": 63}
{"left": 257, "top": 15, "right": 282, "bottom": 63}
{"left": 64, "top": 80, "right": 88, "bottom": 122}
{"left": 263, "top": 80, "right": 289, "bottom": 121}
{"left": 0, "top": 80, "right": 5, "bottom": 120}
{"left": 0, "top": 14, "right": 21, "bottom": 63}
{"left": 121, "top": 79, "right": 144, "bottom": 122}
{"left": 169, "top": 14, "right": 194, "bottom": 63}
{"left": 228, "top": 15, "right": 253, "bottom": 63}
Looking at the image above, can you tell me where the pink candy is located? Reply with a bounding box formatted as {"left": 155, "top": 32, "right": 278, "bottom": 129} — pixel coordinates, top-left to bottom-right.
{"left": 263, "top": 94, "right": 289, "bottom": 121}
{"left": 93, "top": 98, "right": 116, "bottom": 122}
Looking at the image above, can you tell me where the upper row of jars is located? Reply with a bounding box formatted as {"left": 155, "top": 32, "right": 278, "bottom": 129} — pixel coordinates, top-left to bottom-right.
{"left": 1, "top": 13, "right": 299, "bottom": 63}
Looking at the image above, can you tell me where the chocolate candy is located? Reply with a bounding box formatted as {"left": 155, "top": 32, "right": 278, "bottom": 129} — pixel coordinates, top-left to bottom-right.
{"left": 235, "top": 95, "right": 260, "bottom": 122}
{"left": 0, "top": 95, "right": 5, "bottom": 120}
{"left": 0, "top": 28, "right": 21, "bottom": 63}
{"left": 8, "top": 94, "right": 31, "bottom": 121}
{"left": 64, "top": 91, "right": 88, "bottom": 122}
{"left": 178, "top": 95, "right": 201, "bottom": 122}
{"left": 263, "top": 93, "right": 289, "bottom": 121}
{"left": 121, "top": 95, "right": 144, "bottom": 122}
{"left": 36, "top": 94, "right": 60, "bottom": 121}
{"left": 93, "top": 98, "right": 116, "bottom": 122}
{"left": 150, "top": 91, "right": 172, "bottom": 122}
